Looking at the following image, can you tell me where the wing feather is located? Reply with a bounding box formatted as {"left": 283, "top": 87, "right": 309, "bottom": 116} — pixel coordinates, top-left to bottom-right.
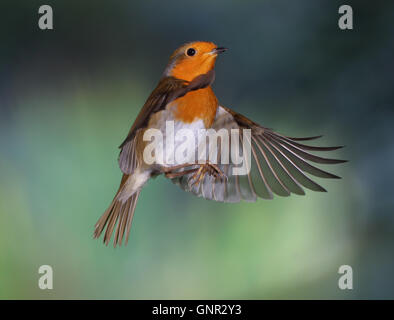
{"left": 251, "top": 136, "right": 290, "bottom": 196}
{"left": 171, "top": 106, "right": 346, "bottom": 202}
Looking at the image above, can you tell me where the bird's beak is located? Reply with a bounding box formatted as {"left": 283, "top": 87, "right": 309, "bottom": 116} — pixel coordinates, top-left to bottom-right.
{"left": 211, "top": 47, "right": 228, "bottom": 55}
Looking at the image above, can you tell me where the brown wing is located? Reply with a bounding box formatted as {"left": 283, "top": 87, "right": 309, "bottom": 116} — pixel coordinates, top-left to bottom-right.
{"left": 172, "top": 106, "right": 347, "bottom": 202}
{"left": 118, "top": 70, "right": 216, "bottom": 174}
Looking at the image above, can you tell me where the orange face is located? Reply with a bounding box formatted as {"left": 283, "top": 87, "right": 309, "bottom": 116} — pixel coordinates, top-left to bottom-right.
{"left": 167, "top": 41, "right": 221, "bottom": 81}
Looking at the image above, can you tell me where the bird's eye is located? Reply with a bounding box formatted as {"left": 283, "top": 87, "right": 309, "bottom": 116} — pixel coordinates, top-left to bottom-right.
{"left": 186, "top": 48, "right": 196, "bottom": 56}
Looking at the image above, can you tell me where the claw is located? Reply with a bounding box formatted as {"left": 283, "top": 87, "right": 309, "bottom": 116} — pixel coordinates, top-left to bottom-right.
{"left": 187, "top": 162, "right": 226, "bottom": 187}
{"left": 189, "top": 166, "right": 204, "bottom": 187}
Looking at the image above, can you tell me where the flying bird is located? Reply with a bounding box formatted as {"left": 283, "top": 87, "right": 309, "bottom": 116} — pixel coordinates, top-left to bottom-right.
{"left": 94, "top": 41, "right": 346, "bottom": 247}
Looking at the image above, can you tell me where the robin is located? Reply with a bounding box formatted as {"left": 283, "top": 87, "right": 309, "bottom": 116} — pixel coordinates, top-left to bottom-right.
{"left": 94, "top": 41, "right": 346, "bottom": 247}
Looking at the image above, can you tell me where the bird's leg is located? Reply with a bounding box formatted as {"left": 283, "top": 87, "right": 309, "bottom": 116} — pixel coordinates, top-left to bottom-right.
{"left": 163, "top": 162, "right": 227, "bottom": 184}
{"left": 165, "top": 168, "right": 199, "bottom": 179}
{"left": 163, "top": 163, "right": 198, "bottom": 179}
{"left": 188, "top": 162, "right": 227, "bottom": 186}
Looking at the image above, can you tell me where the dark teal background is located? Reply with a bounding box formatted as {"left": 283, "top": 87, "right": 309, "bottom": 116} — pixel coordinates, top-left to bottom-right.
{"left": 0, "top": 0, "right": 393, "bottom": 299}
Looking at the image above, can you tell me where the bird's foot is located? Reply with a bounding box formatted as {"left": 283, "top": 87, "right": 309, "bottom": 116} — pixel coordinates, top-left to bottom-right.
{"left": 188, "top": 162, "right": 227, "bottom": 187}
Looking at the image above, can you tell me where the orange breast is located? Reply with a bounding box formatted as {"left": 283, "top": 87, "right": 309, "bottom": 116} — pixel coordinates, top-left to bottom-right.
{"left": 170, "top": 86, "right": 218, "bottom": 128}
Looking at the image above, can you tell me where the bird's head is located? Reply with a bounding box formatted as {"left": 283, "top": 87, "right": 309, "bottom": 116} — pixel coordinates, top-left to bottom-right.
{"left": 164, "top": 41, "right": 227, "bottom": 82}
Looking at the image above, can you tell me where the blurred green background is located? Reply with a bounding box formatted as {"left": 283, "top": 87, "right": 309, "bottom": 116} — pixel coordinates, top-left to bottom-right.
{"left": 1, "top": 0, "right": 393, "bottom": 299}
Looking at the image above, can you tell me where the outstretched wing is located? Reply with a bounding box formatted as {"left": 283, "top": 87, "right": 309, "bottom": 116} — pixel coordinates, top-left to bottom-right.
{"left": 118, "top": 71, "right": 216, "bottom": 174}
{"left": 171, "top": 106, "right": 347, "bottom": 202}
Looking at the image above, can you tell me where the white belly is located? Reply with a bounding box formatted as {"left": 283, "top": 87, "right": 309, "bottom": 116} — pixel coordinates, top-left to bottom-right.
{"left": 144, "top": 109, "right": 206, "bottom": 167}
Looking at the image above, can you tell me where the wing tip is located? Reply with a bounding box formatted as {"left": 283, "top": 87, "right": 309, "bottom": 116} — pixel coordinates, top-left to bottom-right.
{"left": 286, "top": 135, "right": 323, "bottom": 141}
{"left": 316, "top": 186, "right": 328, "bottom": 192}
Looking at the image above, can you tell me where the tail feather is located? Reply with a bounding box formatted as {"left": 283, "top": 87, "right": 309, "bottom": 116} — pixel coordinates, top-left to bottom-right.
{"left": 94, "top": 188, "right": 141, "bottom": 247}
